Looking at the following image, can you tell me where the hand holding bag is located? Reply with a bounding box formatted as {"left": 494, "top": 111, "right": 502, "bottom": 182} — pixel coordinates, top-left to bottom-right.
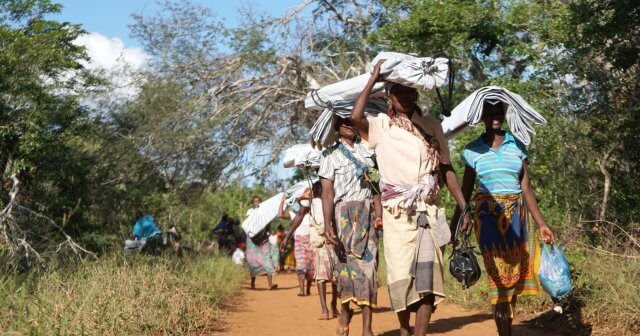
{"left": 449, "top": 205, "right": 482, "bottom": 289}
{"left": 538, "top": 243, "right": 572, "bottom": 298}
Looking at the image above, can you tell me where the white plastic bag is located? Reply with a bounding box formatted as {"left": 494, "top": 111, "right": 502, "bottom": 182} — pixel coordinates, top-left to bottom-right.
{"left": 231, "top": 248, "right": 245, "bottom": 265}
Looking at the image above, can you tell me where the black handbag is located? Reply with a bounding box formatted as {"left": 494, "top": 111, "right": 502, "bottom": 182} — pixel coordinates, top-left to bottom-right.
{"left": 449, "top": 205, "right": 482, "bottom": 289}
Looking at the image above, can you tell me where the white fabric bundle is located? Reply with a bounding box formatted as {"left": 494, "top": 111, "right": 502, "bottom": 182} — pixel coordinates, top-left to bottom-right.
{"left": 282, "top": 144, "right": 322, "bottom": 168}
{"left": 241, "top": 192, "right": 284, "bottom": 238}
{"left": 441, "top": 109, "right": 468, "bottom": 140}
{"left": 304, "top": 74, "right": 387, "bottom": 111}
{"left": 307, "top": 98, "right": 388, "bottom": 148}
{"left": 445, "top": 86, "right": 547, "bottom": 145}
{"left": 284, "top": 179, "right": 318, "bottom": 206}
{"left": 371, "top": 52, "right": 449, "bottom": 90}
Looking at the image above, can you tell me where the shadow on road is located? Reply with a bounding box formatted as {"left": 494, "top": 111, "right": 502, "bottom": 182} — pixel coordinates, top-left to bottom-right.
{"left": 378, "top": 313, "right": 493, "bottom": 335}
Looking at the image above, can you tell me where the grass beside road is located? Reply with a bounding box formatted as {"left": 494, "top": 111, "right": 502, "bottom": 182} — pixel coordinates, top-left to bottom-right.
{"left": 0, "top": 253, "right": 246, "bottom": 335}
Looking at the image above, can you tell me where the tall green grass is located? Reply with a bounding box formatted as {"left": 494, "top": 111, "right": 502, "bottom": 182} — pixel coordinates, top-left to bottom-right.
{"left": 0, "top": 254, "right": 246, "bottom": 335}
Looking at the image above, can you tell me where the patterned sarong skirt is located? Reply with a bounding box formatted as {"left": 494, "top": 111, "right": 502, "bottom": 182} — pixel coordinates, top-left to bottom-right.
{"left": 294, "top": 234, "right": 315, "bottom": 277}
{"left": 474, "top": 193, "right": 540, "bottom": 304}
{"left": 246, "top": 237, "right": 276, "bottom": 277}
{"left": 335, "top": 200, "right": 378, "bottom": 307}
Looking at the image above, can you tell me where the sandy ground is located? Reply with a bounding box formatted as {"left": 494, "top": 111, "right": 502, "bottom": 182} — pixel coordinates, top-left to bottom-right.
{"left": 217, "top": 272, "right": 554, "bottom": 336}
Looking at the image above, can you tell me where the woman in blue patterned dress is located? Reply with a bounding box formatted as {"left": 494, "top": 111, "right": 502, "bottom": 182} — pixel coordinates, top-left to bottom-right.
{"left": 453, "top": 101, "right": 555, "bottom": 336}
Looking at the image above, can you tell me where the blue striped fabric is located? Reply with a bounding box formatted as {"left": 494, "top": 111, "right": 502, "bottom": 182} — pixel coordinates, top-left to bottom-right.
{"left": 463, "top": 133, "right": 528, "bottom": 194}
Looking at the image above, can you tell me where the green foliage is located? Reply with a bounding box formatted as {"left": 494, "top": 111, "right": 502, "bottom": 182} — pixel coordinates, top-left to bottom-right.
{"left": 370, "top": 0, "right": 639, "bottom": 227}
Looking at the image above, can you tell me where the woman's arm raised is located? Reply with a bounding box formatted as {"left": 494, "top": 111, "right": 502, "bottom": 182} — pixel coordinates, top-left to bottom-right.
{"left": 350, "top": 59, "right": 385, "bottom": 141}
{"left": 277, "top": 194, "right": 291, "bottom": 219}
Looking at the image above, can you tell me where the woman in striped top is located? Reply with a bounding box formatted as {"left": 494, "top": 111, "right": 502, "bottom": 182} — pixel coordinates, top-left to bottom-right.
{"left": 453, "top": 100, "right": 555, "bottom": 336}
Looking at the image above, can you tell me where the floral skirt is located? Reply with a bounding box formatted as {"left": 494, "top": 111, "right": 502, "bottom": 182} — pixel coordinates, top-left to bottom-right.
{"left": 335, "top": 200, "right": 378, "bottom": 307}
{"left": 246, "top": 237, "right": 276, "bottom": 277}
{"left": 294, "top": 234, "right": 315, "bottom": 277}
{"left": 314, "top": 244, "right": 337, "bottom": 282}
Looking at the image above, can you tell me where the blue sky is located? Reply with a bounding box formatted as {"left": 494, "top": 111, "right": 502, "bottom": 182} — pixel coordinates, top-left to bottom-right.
{"left": 55, "top": 0, "right": 310, "bottom": 49}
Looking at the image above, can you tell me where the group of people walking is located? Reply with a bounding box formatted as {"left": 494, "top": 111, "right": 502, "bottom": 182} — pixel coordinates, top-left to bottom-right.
{"left": 243, "top": 60, "right": 555, "bottom": 336}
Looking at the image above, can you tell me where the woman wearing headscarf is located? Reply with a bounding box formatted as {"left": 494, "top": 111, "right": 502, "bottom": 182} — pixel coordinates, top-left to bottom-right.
{"left": 350, "top": 60, "right": 471, "bottom": 336}
{"left": 452, "top": 101, "right": 555, "bottom": 336}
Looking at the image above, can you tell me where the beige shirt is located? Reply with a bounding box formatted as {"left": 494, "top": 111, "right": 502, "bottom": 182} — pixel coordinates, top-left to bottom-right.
{"left": 366, "top": 113, "right": 449, "bottom": 227}
{"left": 366, "top": 113, "right": 450, "bottom": 186}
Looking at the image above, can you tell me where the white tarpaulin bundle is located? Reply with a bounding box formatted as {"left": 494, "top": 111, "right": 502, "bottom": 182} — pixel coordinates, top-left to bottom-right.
{"left": 307, "top": 98, "right": 388, "bottom": 148}
{"left": 371, "top": 52, "right": 449, "bottom": 90}
{"left": 282, "top": 144, "right": 322, "bottom": 168}
{"left": 284, "top": 179, "right": 318, "bottom": 206}
{"left": 444, "top": 86, "right": 547, "bottom": 145}
{"left": 304, "top": 74, "right": 386, "bottom": 111}
{"left": 441, "top": 108, "right": 468, "bottom": 140}
{"left": 241, "top": 192, "right": 284, "bottom": 238}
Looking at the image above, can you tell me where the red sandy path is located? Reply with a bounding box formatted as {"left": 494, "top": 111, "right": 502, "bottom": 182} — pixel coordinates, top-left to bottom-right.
{"left": 217, "top": 273, "right": 555, "bottom": 336}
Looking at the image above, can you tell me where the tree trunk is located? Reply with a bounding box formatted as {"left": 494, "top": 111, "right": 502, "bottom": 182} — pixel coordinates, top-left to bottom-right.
{"left": 598, "top": 142, "right": 620, "bottom": 220}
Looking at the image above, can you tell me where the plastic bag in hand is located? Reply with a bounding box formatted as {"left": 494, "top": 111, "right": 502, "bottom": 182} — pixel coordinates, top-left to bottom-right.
{"left": 538, "top": 244, "right": 572, "bottom": 298}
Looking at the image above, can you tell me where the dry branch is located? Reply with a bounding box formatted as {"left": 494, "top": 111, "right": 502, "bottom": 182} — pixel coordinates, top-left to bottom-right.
{"left": 0, "top": 175, "right": 96, "bottom": 272}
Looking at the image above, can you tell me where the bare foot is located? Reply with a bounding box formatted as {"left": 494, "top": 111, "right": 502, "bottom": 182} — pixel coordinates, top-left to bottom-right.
{"left": 334, "top": 325, "right": 349, "bottom": 336}
{"left": 269, "top": 284, "right": 278, "bottom": 290}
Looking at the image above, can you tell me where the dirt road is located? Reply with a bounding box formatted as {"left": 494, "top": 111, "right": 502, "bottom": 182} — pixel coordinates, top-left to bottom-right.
{"left": 218, "top": 273, "right": 552, "bottom": 336}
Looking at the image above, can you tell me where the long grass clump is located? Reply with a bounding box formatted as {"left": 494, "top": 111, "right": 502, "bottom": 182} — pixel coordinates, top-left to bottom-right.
{"left": 0, "top": 254, "right": 246, "bottom": 335}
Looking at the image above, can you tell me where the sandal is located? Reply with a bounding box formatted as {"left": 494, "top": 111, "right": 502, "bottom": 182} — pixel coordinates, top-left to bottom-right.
{"left": 269, "top": 284, "right": 278, "bottom": 290}
{"left": 334, "top": 325, "right": 349, "bottom": 336}
{"left": 297, "top": 291, "right": 306, "bottom": 297}
{"left": 319, "top": 313, "right": 331, "bottom": 320}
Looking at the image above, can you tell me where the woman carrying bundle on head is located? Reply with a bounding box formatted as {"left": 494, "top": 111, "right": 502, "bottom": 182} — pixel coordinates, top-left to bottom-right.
{"left": 451, "top": 100, "right": 555, "bottom": 336}
{"left": 319, "top": 116, "right": 383, "bottom": 336}
{"left": 350, "top": 60, "right": 471, "bottom": 336}
{"left": 245, "top": 196, "right": 278, "bottom": 290}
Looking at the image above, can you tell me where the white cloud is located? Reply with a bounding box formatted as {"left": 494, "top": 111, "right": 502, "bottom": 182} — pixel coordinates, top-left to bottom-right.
{"left": 74, "top": 32, "right": 149, "bottom": 71}
{"left": 73, "top": 32, "right": 150, "bottom": 103}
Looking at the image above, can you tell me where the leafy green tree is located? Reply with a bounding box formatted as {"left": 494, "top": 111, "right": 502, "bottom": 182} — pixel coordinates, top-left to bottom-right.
{"left": 0, "top": 0, "right": 98, "bottom": 268}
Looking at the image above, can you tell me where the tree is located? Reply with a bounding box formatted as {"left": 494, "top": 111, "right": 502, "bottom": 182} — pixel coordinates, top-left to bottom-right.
{"left": 0, "top": 0, "right": 96, "bottom": 270}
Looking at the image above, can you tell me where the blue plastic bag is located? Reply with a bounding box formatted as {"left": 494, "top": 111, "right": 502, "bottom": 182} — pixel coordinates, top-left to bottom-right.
{"left": 538, "top": 244, "right": 572, "bottom": 298}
